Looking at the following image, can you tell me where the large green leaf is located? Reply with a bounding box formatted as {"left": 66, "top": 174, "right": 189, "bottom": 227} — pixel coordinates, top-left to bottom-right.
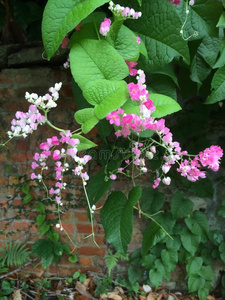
{"left": 74, "top": 108, "right": 99, "bottom": 134}
{"left": 142, "top": 222, "right": 165, "bottom": 256}
{"left": 171, "top": 191, "right": 193, "bottom": 219}
{"left": 174, "top": 0, "right": 221, "bottom": 40}
{"left": 141, "top": 188, "right": 165, "bottom": 214}
{"left": 72, "top": 134, "right": 97, "bottom": 151}
{"left": 151, "top": 94, "right": 181, "bottom": 118}
{"left": 186, "top": 257, "right": 203, "bottom": 277}
{"left": 161, "top": 248, "right": 178, "bottom": 272}
{"left": 148, "top": 75, "right": 177, "bottom": 100}
{"left": 190, "top": 53, "right": 211, "bottom": 84}
{"left": 101, "top": 189, "right": 139, "bottom": 254}
{"left": 205, "top": 65, "right": 225, "bottom": 104}
{"left": 185, "top": 211, "right": 209, "bottom": 236}
{"left": 188, "top": 275, "right": 205, "bottom": 293}
{"left": 123, "top": 0, "right": 190, "bottom": 70}
{"left": 83, "top": 80, "right": 128, "bottom": 119}
{"left": 42, "top": 0, "right": 108, "bottom": 59}
{"left": 69, "top": 39, "right": 129, "bottom": 89}
{"left": 181, "top": 228, "right": 201, "bottom": 256}
{"left": 149, "top": 259, "right": 167, "bottom": 289}
{"left": 107, "top": 23, "right": 140, "bottom": 61}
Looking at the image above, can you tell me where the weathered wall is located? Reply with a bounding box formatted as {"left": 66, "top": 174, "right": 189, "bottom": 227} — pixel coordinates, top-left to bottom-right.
{"left": 0, "top": 43, "right": 225, "bottom": 291}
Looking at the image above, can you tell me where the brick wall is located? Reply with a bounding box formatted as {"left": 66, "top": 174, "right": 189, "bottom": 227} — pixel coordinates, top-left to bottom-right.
{"left": 0, "top": 44, "right": 110, "bottom": 277}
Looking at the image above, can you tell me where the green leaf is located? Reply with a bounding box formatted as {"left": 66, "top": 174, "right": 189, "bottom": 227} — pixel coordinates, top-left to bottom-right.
{"left": 101, "top": 191, "right": 138, "bottom": 254}
{"left": 171, "top": 191, "right": 193, "bottom": 219}
{"left": 79, "top": 274, "right": 87, "bottom": 283}
{"left": 54, "top": 242, "right": 63, "bottom": 257}
{"left": 188, "top": 274, "right": 205, "bottom": 293}
{"left": 149, "top": 259, "right": 166, "bottom": 289}
{"left": 107, "top": 23, "right": 140, "bottom": 61}
{"left": 141, "top": 188, "right": 165, "bottom": 214}
{"left": 128, "top": 186, "right": 142, "bottom": 204}
{"left": 39, "top": 222, "right": 50, "bottom": 236}
{"left": 161, "top": 248, "right": 178, "bottom": 272}
{"left": 47, "top": 232, "right": 59, "bottom": 243}
{"left": 190, "top": 178, "right": 213, "bottom": 198}
{"left": 198, "top": 287, "right": 209, "bottom": 300}
{"left": 83, "top": 80, "right": 128, "bottom": 119}
{"left": 62, "top": 243, "right": 71, "bottom": 255}
{"left": 35, "top": 202, "right": 45, "bottom": 213}
{"left": 41, "top": 253, "right": 54, "bottom": 270}
{"left": 190, "top": 53, "right": 211, "bottom": 84}
{"left": 185, "top": 211, "right": 209, "bottom": 236}
{"left": 148, "top": 75, "right": 177, "bottom": 100}
{"left": 205, "top": 65, "right": 225, "bottom": 104}
{"left": 181, "top": 229, "right": 201, "bottom": 256}
{"left": 42, "top": 0, "right": 108, "bottom": 59}
{"left": 198, "top": 266, "right": 215, "bottom": 281}
{"left": 121, "top": 98, "right": 140, "bottom": 115}
{"left": 69, "top": 22, "right": 98, "bottom": 46}
{"left": 68, "top": 254, "right": 78, "bottom": 263}
{"left": 22, "top": 184, "right": 29, "bottom": 194}
{"left": 213, "top": 45, "right": 225, "bottom": 69}
{"left": 36, "top": 215, "right": 46, "bottom": 227}
{"left": 197, "top": 36, "right": 222, "bottom": 68}
{"left": 97, "top": 119, "right": 112, "bottom": 142}
{"left": 186, "top": 257, "right": 203, "bottom": 277}
{"left": 23, "top": 194, "right": 33, "bottom": 204}
{"left": 128, "top": 265, "right": 141, "bottom": 285}
{"left": 72, "top": 134, "right": 97, "bottom": 151}
{"left": 74, "top": 108, "right": 99, "bottom": 134}
{"left": 73, "top": 271, "right": 80, "bottom": 279}
{"left": 151, "top": 94, "right": 181, "bottom": 118}
{"left": 142, "top": 222, "right": 165, "bottom": 256}
{"left": 70, "top": 39, "right": 129, "bottom": 89}
{"left": 125, "top": 0, "right": 190, "bottom": 70}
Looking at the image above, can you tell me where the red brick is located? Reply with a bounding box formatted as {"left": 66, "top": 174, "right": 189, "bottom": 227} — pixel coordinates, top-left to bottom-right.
{"left": 79, "top": 256, "right": 92, "bottom": 267}
{"left": 78, "top": 246, "right": 106, "bottom": 257}
{"left": 77, "top": 234, "right": 105, "bottom": 246}
{"left": 14, "top": 221, "right": 38, "bottom": 232}
{"left": 47, "top": 265, "right": 76, "bottom": 276}
{"left": 10, "top": 152, "right": 33, "bottom": 162}
{"left": 60, "top": 84, "right": 73, "bottom": 97}
{"left": 0, "top": 154, "right": 7, "bottom": 162}
{"left": 0, "top": 74, "right": 13, "bottom": 84}
{"left": 76, "top": 224, "right": 99, "bottom": 234}
{"left": 0, "top": 88, "right": 14, "bottom": 99}
{"left": 75, "top": 211, "right": 89, "bottom": 222}
{"left": 0, "top": 221, "right": 12, "bottom": 231}
{"left": 16, "top": 140, "right": 30, "bottom": 151}
{"left": 55, "top": 223, "right": 75, "bottom": 234}
{"left": 13, "top": 199, "right": 22, "bottom": 206}
{"left": 61, "top": 212, "right": 72, "bottom": 222}
{"left": 0, "top": 177, "right": 7, "bottom": 186}
{"left": 8, "top": 176, "right": 19, "bottom": 185}
{"left": 14, "top": 74, "right": 28, "bottom": 84}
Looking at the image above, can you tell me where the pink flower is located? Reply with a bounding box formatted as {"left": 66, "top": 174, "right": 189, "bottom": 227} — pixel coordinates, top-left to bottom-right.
{"left": 162, "top": 163, "right": 171, "bottom": 174}
{"left": 153, "top": 177, "right": 161, "bottom": 189}
{"left": 110, "top": 174, "right": 117, "bottom": 180}
{"left": 75, "top": 23, "right": 82, "bottom": 31}
{"left": 31, "top": 173, "right": 37, "bottom": 180}
{"left": 170, "top": 0, "right": 180, "bottom": 4}
{"left": 61, "top": 36, "right": 70, "bottom": 48}
{"left": 127, "top": 83, "right": 140, "bottom": 100}
{"left": 81, "top": 172, "right": 89, "bottom": 181}
{"left": 106, "top": 111, "right": 121, "bottom": 126}
{"left": 136, "top": 37, "right": 141, "bottom": 44}
{"left": 162, "top": 177, "right": 171, "bottom": 185}
{"left": 31, "top": 162, "right": 39, "bottom": 169}
{"left": 100, "top": 18, "right": 111, "bottom": 36}
{"left": 53, "top": 150, "right": 61, "bottom": 160}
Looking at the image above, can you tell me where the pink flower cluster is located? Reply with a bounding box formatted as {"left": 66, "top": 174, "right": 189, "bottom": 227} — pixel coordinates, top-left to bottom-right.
{"left": 109, "top": 1, "right": 142, "bottom": 19}
{"left": 170, "top": 0, "right": 180, "bottom": 4}
{"left": 106, "top": 62, "right": 223, "bottom": 188}
{"left": 25, "top": 82, "right": 62, "bottom": 110}
{"left": 100, "top": 18, "right": 111, "bottom": 36}
{"left": 7, "top": 105, "right": 46, "bottom": 138}
{"left": 31, "top": 131, "right": 92, "bottom": 205}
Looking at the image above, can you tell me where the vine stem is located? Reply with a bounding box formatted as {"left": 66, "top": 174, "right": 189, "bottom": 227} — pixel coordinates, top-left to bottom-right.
{"left": 133, "top": 206, "right": 173, "bottom": 240}
{"left": 82, "top": 181, "right": 100, "bottom": 248}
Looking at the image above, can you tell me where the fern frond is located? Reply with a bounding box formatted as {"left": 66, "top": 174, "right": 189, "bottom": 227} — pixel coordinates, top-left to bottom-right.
{"left": 105, "top": 253, "right": 118, "bottom": 276}
{"left": 0, "top": 241, "right": 31, "bottom": 267}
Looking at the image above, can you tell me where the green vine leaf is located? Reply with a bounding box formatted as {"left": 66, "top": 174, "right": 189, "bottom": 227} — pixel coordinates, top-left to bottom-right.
{"left": 69, "top": 39, "right": 129, "bottom": 89}
{"left": 151, "top": 94, "right": 181, "bottom": 118}
{"left": 83, "top": 80, "right": 129, "bottom": 119}
{"left": 142, "top": 222, "right": 165, "bottom": 256}
{"left": 171, "top": 191, "right": 193, "bottom": 219}
{"left": 101, "top": 189, "right": 139, "bottom": 254}
{"left": 205, "top": 65, "right": 225, "bottom": 104}
{"left": 42, "top": 0, "right": 108, "bottom": 59}
{"left": 72, "top": 134, "right": 97, "bottom": 151}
